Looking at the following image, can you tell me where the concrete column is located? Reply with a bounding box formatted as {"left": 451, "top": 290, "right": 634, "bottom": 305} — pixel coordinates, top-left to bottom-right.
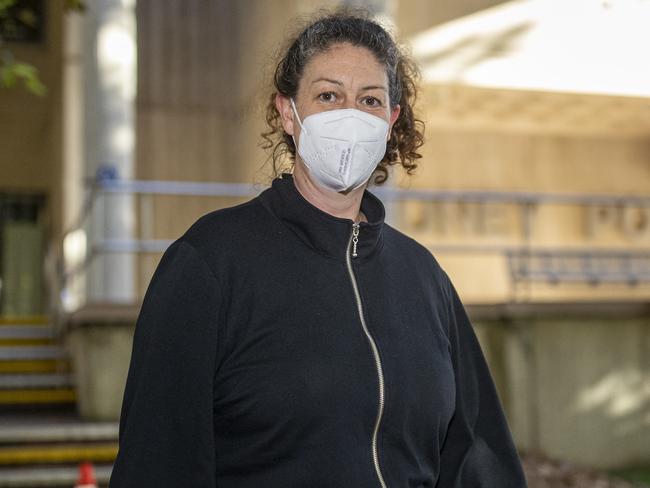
{"left": 61, "top": 7, "right": 85, "bottom": 314}
{"left": 83, "top": 0, "right": 137, "bottom": 305}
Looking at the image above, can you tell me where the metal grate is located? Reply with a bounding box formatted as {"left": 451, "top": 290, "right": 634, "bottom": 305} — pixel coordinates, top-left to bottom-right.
{"left": 506, "top": 249, "right": 650, "bottom": 286}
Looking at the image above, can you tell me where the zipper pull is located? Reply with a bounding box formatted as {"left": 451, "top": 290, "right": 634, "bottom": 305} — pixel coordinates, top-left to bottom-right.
{"left": 351, "top": 222, "right": 360, "bottom": 258}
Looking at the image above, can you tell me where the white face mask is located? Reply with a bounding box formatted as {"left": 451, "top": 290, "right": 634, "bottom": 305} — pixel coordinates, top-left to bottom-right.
{"left": 290, "top": 98, "right": 390, "bottom": 192}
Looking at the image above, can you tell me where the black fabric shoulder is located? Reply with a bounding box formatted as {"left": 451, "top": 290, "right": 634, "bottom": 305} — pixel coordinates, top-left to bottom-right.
{"left": 436, "top": 271, "right": 528, "bottom": 487}
{"left": 109, "top": 238, "right": 222, "bottom": 487}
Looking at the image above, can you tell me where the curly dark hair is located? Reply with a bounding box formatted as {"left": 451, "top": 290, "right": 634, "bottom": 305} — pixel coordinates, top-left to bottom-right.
{"left": 260, "top": 9, "right": 425, "bottom": 186}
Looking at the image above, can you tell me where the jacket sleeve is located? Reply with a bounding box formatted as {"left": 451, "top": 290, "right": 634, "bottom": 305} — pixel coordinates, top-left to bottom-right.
{"left": 109, "top": 238, "right": 221, "bottom": 488}
{"left": 436, "top": 274, "right": 527, "bottom": 488}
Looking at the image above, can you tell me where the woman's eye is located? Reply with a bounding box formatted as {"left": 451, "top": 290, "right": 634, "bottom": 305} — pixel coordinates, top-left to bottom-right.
{"left": 362, "top": 96, "right": 382, "bottom": 107}
{"left": 318, "top": 92, "right": 336, "bottom": 102}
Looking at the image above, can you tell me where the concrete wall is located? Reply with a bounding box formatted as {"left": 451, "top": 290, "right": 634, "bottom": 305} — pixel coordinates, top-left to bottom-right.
{"left": 0, "top": 0, "right": 65, "bottom": 240}
{"left": 66, "top": 324, "right": 134, "bottom": 420}
{"left": 70, "top": 304, "right": 650, "bottom": 469}
{"left": 473, "top": 305, "right": 650, "bottom": 468}
{"left": 400, "top": 85, "right": 650, "bottom": 304}
{"left": 64, "top": 305, "right": 140, "bottom": 420}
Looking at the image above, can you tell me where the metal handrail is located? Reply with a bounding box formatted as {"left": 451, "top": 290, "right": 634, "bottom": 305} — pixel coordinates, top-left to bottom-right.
{"left": 92, "top": 177, "right": 650, "bottom": 206}
{"left": 56, "top": 174, "right": 650, "bottom": 324}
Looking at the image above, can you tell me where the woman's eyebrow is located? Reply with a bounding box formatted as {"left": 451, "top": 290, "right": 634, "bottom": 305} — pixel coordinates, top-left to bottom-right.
{"left": 311, "top": 78, "right": 388, "bottom": 92}
{"left": 311, "top": 77, "right": 343, "bottom": 86}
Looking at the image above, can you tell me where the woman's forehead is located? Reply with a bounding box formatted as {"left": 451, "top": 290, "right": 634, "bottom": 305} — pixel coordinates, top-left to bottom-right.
{"left": 301, "top": 43, "right": 387, "bottom": 88}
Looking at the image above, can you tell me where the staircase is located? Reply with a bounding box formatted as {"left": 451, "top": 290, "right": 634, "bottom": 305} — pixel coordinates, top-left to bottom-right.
{"left": 0, "top": 316, "right": 75, "bottom": 409}
{"left": 0, "top": 316, "right": 118, "bottom": 487}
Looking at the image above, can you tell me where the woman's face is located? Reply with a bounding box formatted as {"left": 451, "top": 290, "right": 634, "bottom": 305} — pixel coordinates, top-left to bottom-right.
{"left": 277, "top": 42, "right": 401, "bottom": 155}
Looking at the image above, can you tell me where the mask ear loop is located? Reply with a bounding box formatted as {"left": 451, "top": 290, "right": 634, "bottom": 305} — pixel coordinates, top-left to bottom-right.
{"left": 289, "top": 98, "right": 303, "bottom": 127}
{"left": 289, "top": 98, "right": 307, "bottom": 150}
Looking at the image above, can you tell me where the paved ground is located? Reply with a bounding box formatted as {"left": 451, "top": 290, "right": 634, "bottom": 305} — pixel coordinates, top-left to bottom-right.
{"left": 1, "top": 415, "right": 646, "bottom": 488}
{"left": 523, "top": 452, "right": 650, "bottom": 488}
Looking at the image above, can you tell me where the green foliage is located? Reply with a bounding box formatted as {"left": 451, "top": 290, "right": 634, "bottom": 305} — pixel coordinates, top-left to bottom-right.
{"left": 1, "top": 58, "right": 46, "bottom": 95}
{"left": 64, "top": 0, "right": 85, "bottom": 12}
{"left": 0, "top": 0, "right": 18, "bottom": 16}
{"left": 0, "top": 0, "right": 84, "bottom": 96}
{"left": 610, "top": 466, "right": 650, "bottom": 487}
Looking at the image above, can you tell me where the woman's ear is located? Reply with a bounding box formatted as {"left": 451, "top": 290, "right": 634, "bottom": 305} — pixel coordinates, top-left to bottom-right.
{"left": 276, "top": 94, "right": 295, "bottom": 136}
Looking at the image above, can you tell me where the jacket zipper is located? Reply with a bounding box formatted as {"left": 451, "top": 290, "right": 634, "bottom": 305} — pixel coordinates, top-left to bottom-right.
{"left": 346, "top": 222, "right": 388, "bottom": 488}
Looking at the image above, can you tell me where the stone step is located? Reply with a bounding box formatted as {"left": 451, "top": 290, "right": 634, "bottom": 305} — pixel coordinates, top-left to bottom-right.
{"left": 0, "top": 464, "right": 112, "bottom": 487}
{"left": 0, "top": 374, "right": 74, "bottom": 390}
{"left": 0, "top": 421, "right": 118, "bottom": 444}
{"left": 0, "top": 327, "right": 54, "bottom": 341}
{"left": 0, "top": 360, "right": 70, "bottom": 374}
{"left": 0, "top": 443, "right": 117, "bottom": 466}
{"left": 0, "top": 389, "right": 76, "bottom": 405}
{"left": 0, "top": 347, "right": 67, "bottom": 362}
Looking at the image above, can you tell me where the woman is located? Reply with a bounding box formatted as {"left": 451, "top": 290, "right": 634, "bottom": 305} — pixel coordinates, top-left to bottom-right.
{"left": 109, "top": 10, "right": 527, "bottom": 488}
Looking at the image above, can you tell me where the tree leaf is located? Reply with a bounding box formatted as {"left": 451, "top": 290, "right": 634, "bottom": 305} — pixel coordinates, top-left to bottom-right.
{"left": 0, "top": 60, "right": 47, "bottom": 96}
{"left": 0, "top": 64, "right": 16, "bottom": 87}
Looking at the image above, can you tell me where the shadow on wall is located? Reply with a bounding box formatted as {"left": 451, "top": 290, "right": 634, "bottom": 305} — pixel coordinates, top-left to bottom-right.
{"left": 574, "top": 367, "right": 650, "bottom": 445}
{"left": 477, "top": 318, "right": 650, "bottom": 470}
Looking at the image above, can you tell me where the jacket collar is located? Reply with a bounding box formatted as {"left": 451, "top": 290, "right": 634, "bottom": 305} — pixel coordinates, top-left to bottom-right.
{"left": 259, "top": 172, "right": 385, "bottom": 261}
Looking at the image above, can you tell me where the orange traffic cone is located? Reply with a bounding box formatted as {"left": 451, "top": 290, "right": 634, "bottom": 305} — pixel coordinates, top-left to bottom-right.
{"left": 75, "top": 462, "right": 98, "bottom": 488}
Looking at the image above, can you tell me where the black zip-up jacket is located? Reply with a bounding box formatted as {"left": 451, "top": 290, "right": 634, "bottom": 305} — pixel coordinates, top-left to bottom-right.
{"left": 109, "top": 172, "right": 527, "bottom": 487}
